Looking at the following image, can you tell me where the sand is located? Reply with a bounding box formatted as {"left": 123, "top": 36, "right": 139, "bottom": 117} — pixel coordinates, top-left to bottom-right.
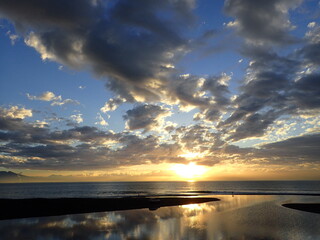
{"left": 0, "top": 197, "right": 219, "bottom": 220}
{"left": 282, "top": 203, "right": 320, "bottom": 214}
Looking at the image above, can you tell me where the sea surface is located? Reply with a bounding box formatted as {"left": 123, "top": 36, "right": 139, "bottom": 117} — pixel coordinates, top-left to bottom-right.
{"left": 0, "top": 181, "right": 319, "bottom": 240}
{"left": 0, "top": 180, "right": 320, "bottom": 199}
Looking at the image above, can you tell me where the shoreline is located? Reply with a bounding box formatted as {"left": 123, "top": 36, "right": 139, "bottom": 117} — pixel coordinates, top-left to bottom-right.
{"left": 0, "top": 197, "right": 219, "bottom": 220}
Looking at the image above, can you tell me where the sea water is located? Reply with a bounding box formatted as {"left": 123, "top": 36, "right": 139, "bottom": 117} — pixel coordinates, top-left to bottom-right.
{"left": 0, "top": 181, "right": 319, "bottom": 199}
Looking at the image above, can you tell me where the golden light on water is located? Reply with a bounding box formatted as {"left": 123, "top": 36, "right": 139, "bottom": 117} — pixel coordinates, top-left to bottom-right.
{"left": 171, "top": 162, "right": 207, "bottom": 180}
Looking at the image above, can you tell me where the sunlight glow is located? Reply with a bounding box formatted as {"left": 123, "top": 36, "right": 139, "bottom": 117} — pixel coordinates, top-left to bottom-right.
{"left": 171, "top": 162, "right": 207, "bottom": 180}
{"left": 178, "top": 151, "right": 203, "bottom": 159}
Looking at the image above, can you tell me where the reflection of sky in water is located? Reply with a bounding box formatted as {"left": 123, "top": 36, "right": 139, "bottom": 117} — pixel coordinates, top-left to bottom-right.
{"left": 0, "top": 195, "right": 319, "bottom": 240}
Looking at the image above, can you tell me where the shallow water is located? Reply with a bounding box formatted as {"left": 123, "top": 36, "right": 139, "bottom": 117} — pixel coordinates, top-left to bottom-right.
{"left": 0, "top": 195, "right": 319, "bottom": 240}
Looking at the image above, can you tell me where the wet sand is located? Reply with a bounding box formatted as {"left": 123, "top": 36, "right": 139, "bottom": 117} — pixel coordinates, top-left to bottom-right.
{"left": 282, "top": 203, "right": 320, "bottom": 214}
{"left": 0, "top": 197, "right": 219, "bottom": 220}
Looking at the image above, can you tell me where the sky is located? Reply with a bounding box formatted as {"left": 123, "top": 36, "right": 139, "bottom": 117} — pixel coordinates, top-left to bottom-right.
{"left": 0, "top": 0, "right": 319, "bottom": 181}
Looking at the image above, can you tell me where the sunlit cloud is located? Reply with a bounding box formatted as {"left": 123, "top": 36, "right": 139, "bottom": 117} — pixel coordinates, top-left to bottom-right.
{"left": 27, "top": 91, "right": 79, "bottom": 106}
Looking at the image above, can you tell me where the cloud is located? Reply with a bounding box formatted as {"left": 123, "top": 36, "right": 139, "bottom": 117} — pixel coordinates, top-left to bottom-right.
{"left": 291, "top": 73, "right": 320, "bottom": 109}
{"left": 27, "top": 91, "right": 61, "bottom": 101}
{"left": 257, "top": 133, "right": 320, "bottom": 164}
{"left": 298, "top": 23, "right": 320, "bottom": 68}
{"left": 101, "top": 96, "right": 126, "bottom": 112}
{"left": 51, "top": 99, "right": 80, "bottom": 106}
{"left": 175, "top": 124, "right": 225, "bottom": 151}
{"left": 70, "top": 114, "right": 83, "bottom": 124}
{"left": 123, "top": 104, "right": 171, "bottom": 132}
{"left": 226, "top": 111, "right": 279, "bottom": 142}
{"left": 27, "top": 91, "right": 79, "bottom": 106}
{"left": 0, "top": 114, "right": 183, "bottom": 170}
{"left": 167, "top": 73, "right": 231, "bottom": 115}
{"left": 0, "top": 106, "right": 32, "bottom": 119}
{"left": 0, "top": 0, "right": 195, "bottom": 102}
{"left": 6, "top": 30, "right": 19, "bottom": 45}
{"left": 95, "top": 113, "right": 108, "bottom": 126}
{"left": 0, "top": 107, "right": 319, "bottom": 171}
{"left": 224, "top": 0, "right": 302, "bottom": 45}
{"left": 216, "top": 39, "right": 320, "bottom": 142}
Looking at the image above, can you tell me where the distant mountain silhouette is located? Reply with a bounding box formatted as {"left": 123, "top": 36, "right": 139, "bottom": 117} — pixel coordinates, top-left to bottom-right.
{"left": 0, "top": 171, "right": 75, "bottom": 183}
{"left": 0, "top": 171, "right": 31, "bottom": 183}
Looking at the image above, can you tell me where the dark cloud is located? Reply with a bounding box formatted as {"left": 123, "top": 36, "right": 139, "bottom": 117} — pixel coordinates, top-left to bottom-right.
{"left": 170, "top": 75, "right": 210, "bottom": 108}
{"left": 217, "top": 48, "right": 296, "bottom": 139}
{"left": 226, "top": 111, "right": 279, "bottom": 142}
{"left": 298, "top": 24, "right": 320, "bottom": 66}
{"left": 257, "top": 133, "right": 320, "bottom": 164}
{"left": 291, "top": 73, "right": 320, "bottom": 109}
{"left": 217, "top": 2, "right": 320, "bottom": 142}
{"left": 299, "top": 42, "right": 320, "bottom": 66}
{"left": 0, "top": 108, "right": 183, "bottom": 170}
{"left": 169, "top": 74, "right": 231, "bottom": 121}
{"left": 217, "top": 41, "right": 320, "bottom": 141}
{"left": 0, "top": 0, "right": 99, "bottom": 31}
{"left": 174, "top": 124, "right": 225, "bottom": 155}
{"left": 0, "top": 0, "right": 194, "bottom": 101}
{"left": 123, "top": 104, "right": 171, "bottom": 132}
{"left": 224, "top": 0, "right": 302, "bottom": 45}
{"left": 1, "top": 106, "right": 319, "bottom": 170}
{"left": 203, "top": 133, "right": 320, "bottom": 166}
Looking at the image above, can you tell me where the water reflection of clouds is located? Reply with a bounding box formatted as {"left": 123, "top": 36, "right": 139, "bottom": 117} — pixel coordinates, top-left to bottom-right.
{"left": 0, "top": 196, "right": 319, "bottom": 240}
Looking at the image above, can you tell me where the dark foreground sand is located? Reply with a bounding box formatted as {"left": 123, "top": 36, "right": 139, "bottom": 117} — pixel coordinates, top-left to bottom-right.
{"left": 282, "top": 203, "right": 320, "bottom": 214}
{"left": 0, "top": 197, "right": 219, "bottom": 220}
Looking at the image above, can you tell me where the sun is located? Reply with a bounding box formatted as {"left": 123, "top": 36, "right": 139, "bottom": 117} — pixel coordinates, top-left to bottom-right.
{"left": 171, "top": 162, "right": 207, "bottom": 180}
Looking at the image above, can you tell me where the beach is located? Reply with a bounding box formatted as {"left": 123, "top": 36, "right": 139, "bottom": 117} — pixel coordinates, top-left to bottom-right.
{"left": 0, "top": 197, "right": 219, "bottom": 220}
{"left": 282, "top": 203, "right": 320, "bottom": 214}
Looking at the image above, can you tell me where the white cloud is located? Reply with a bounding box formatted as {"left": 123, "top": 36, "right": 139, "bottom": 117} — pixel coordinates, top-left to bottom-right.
{"left": 27, "top": 91, "right": 60, "bottom": 101}
{"left": 33, "top": 120, "right": 49, "bottom": 128}
{"left": 27, "top": 91, "right": 79, "bottom": 106}
{"left": 0, "top": 106, "right": 32, "bottom": 119}
{"left": 101, "top": 96, "right": 126, "bottom": 113}
{"left": 51, "top": 99, "right": 80, "bottom": 106}
{"left": 307, "top": 22, "right": 316, "bottom": 28}
{"left": 6, "top": 30, "right": 19, "bottom": 45}
{"left": 70, "top": 114, "right": 83, "bottom": 124}
{"left": 95, "top": 113, "right": 108, "bottom": 126}
{"left": 123, "top": 104, "right": 172, "bottom": 132}
{"left": 305, "top": 24, "right": 320, "bottom": 43}
{"left": 25, "top": 32, "right": 57, "bottom": 61}
{"left": 225, "top": 20, "right": 239, "bottom": 28}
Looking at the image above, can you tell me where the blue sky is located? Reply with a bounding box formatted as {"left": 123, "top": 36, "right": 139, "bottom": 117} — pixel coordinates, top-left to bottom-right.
{"left": 0, "top": 0, "right": 319, "bottom": 181}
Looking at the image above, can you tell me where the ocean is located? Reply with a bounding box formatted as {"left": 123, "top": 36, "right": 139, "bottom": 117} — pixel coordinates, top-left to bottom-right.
{"left": 0, "top": 181, "right": 319, "bottom": 240}
{"left": 0, "top": 180, "right": 320, "bottom": 199}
